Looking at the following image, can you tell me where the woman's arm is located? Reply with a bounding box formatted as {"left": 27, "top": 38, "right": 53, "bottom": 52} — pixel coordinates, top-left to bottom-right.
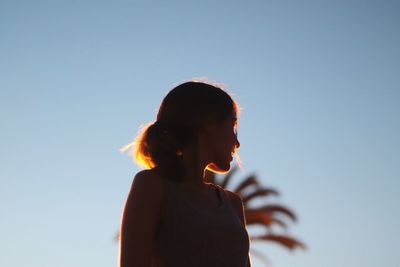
{"left": 119, "top": 170, "right": 165, "bottom": 267}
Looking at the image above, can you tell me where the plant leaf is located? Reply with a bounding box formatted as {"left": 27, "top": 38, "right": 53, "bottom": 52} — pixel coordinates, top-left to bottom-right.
{"left": 252, "top": 234, "right": 307, "bottom": 251}
{"left": 249, "top": 247, "right": 272, "bottom": 267}
{"left": 241, "top": 187, "right": 280, "bottom": 205}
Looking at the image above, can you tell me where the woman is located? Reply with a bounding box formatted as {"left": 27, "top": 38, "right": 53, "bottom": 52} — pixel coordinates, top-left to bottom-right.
{"left": 119, "top": 81, "right": 251, "bottom": 267}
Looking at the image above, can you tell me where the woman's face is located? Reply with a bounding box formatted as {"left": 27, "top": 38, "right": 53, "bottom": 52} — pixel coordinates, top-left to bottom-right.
{"left": 206, "top": 116, "right": 240, "bottom": 173}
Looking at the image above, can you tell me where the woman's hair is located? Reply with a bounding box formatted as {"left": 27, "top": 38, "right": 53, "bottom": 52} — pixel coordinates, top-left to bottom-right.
{"left": 121, "top": 80, "right": 240, "bottom": 182}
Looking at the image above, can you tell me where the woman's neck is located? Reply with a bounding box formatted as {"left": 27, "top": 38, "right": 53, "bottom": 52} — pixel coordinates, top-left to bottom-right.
{"left": 180, "top": 139, "right": 210, "bottom": 188}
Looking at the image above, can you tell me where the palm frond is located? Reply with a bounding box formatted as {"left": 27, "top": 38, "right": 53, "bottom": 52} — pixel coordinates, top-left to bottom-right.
{"left": 257, "top": 204, "right": 297, "bottom": 222}
{"left": 252, "top": 234, "right": 307, "bottom": 251}
{"left": 234, "top": 174, "right": 259, "bottom": 193}
{"left": 245, "top": 209, "right": 288, "bottom": 229}
{"left": 249, "top": 247, "right": 272, "bottom": 267}
{"left": 241, "top": 187, "right": 280, "bottom": 205}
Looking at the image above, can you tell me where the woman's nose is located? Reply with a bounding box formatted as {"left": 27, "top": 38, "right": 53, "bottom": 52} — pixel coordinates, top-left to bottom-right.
{"left": 235, "top": 137, "right": 240, "bottom": 149}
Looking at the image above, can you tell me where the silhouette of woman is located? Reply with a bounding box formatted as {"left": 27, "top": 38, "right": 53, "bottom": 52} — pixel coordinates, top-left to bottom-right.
{"left": 119, "top": 81, "right": 251, "bottom": 267}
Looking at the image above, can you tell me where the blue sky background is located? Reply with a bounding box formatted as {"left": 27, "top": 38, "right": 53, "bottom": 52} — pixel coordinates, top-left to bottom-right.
{"left": 1, "top": 1, "right": 399, "bottom": 266}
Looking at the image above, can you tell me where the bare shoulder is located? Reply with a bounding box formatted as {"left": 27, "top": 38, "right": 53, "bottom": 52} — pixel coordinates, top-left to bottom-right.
{"left": 125, "top": 169, "right": 167, "bottom": 216}
{"left": 131, "top": 169, "right": 166, "bottom": 192}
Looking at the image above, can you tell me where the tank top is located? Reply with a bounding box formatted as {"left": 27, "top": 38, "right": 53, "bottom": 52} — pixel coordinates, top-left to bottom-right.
{"left": 151, "top": 178, "right": 250, "bottom": 267}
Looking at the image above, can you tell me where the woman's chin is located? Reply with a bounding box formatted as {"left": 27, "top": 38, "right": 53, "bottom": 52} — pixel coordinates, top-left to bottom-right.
{"left": 207, "top": 162, "right": 231, "bottom": 174}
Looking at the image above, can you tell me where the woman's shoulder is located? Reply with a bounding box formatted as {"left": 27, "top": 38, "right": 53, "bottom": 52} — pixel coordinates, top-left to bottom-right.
{"left": 127, "top": 169, "right": 168, "bottom": 219}
{"left": 128, "top": 168, "right": 169, "bottom": 204}
{"left": 132, "top": 168, "right": 167, "bottom": 191}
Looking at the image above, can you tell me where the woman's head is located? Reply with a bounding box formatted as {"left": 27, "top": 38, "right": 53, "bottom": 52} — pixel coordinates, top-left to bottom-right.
{"left": 122, "top": 80, "right": 241, "bottom": 181}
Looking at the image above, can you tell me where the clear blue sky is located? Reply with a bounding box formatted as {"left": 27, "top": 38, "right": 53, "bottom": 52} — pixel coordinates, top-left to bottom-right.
{"left": 1, "top": 1, "right": 399, "bottom": 267}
